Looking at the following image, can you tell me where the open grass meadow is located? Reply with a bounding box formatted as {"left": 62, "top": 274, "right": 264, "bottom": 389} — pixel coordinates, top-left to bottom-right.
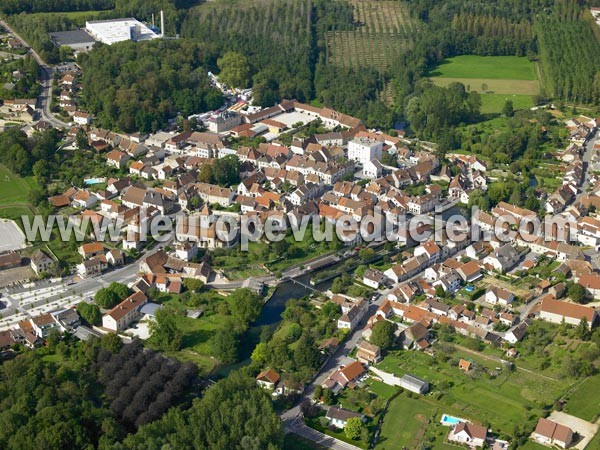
{"left": 375, "top": 349, "right": 568, "bottom": 438}
{"left": 0, "top": 164, "right": 36, "bottom": 223}
{"left": 0, "top": 164, "right": 36, "bottom": 205}
{"left": 563, "top": 375, "right": 600, "bottom": 422}
{"left": 430, "top": 55, "right": 537, "bottom": 80}
{"left": 377, "top": 393, "right": 438, "bottom": 449}
{"left": 429, "top": 55, "right": 540, "bottom": 114}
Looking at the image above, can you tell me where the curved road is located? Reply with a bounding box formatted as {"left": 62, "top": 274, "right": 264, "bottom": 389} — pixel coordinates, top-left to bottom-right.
{"left": 0, "top": 18, "right": 69, "bottom": 129}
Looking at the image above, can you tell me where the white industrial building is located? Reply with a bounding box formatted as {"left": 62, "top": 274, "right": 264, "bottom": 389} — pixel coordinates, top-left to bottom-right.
{"left": 85, "top": 17, "right": 162, "bottom": 46}
{"left": 348, "top": 137, "right": 383, "bottom": 165}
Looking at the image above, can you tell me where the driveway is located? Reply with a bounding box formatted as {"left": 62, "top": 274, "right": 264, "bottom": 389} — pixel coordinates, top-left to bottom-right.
{"left": 368, "top": 366, "right": 403, "bottom": 386}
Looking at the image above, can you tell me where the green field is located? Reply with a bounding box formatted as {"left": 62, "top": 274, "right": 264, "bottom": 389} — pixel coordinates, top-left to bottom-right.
{"left": 0, "top": 164, "right": 36, "bottom": 222}
{"left": 0, "top": 164, "right": 36, "bottom": 204}
{"left": 564, "top": 375, "right": 600, "bottom": 422}
{"left": 430, "top": 55, "right": 537, "bottom": 80}
{"left": 378, "top": 394, "right": 438, "bottom": 449}
{"left": 429, "top": 55, "right": 540, "bottom": 114}
{"left": 376, "top": 350, "right": 568, "bottom": 437}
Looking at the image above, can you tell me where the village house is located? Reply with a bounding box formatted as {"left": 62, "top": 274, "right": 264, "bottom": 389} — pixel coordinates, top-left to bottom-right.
{"left": 102, "top": 291, "right": 148, "bottom": 331}
{"left": 338, "top": 299, "right": 368, "bottom": 330}
{"left": 483, "top": 244, "right": 520, "bottom": 273}
{"left": 485, "top": 286, "right": 514, "bottom": 306}
{"left": 356, "top": 340, "right": 381, "bottom": 364}
{"left": 256, "top": 368, "right": 280, "bottom": 391}
{"left": 505, "top": 321, "right": 528, "bottom": 344}
{"left": 30, "top": 250, "right": 55, "bottom": 275}
{"left": 363, "top": 268, "right": 385, "bottom": 289}
{"left": 578, "top": 273, "right": 600, "bottom": 299}
{"left": 77, "top": 256, "right": 108, "bottom": 277}
{"left": 448, "top": 422, "right": 488, "bottom": 448}
{"left": 106, "top": 150, "right": 130, "bottom": 169}
{"left": 533, "top": 418, "right": 574, "bottom": 449}
{"left": 326, "top": 406, "right": 364, "bottom": 429}
{"left": 322, "top": 360, "right": 366, "bottom": 394}
{"left": 30, "top": 313, "right": 60, "bottom": 338}
{"left": 539, "top": 297, "right": 598, "bottom": 328}
{"left": 72, "top": 190, "right": 98, "bottom": 209}
{"left": 78, "top": 242, "right": 105, "bottom": 259}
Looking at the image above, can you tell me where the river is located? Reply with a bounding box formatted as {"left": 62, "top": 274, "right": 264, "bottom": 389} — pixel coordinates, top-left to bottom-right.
{"left": 215, "top": 267, "right": 337, "bottom": 376}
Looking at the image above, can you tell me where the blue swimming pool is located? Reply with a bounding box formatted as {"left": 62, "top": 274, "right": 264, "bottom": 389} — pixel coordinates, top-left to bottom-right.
{"left": 84, "top": 177, "right": 106, "bottom": 185}
{"left": 441, "top": 414, "right": 464, "bottom": 426}
{"left": 465, "top": 285, "right": 475, "bottom": 292}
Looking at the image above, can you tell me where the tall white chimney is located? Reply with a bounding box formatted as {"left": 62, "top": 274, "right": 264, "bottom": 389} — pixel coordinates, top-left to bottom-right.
{"left": 160, "top": 10, "right": 165, "bottom": 38}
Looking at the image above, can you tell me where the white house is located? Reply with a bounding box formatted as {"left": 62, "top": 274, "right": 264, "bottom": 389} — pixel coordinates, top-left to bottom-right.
{"left": 73, "top": 111, "right": 91, "bottom": 125}
{"left": 485, "top": 286, "right": 514, "bottom": 306}
{"left": 256, "top": 368, "right": 280, "bottom": 391}
{"left": 363, "top": 159, "right": 383, "bottom": 179}
{"left": 325, "top": 406, "right": 363, "bottom": 429}
{"left": 363, "top": 268, "right": 385, "bottom": 289}
{"left": 448, "top": 422, "right": 488, "bottom": 448}
{"left": 102, "top": 291, "right": 148, "bottom": 331}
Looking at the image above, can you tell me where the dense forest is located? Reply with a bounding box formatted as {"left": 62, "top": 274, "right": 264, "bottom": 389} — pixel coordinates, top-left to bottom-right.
{"left": 0, "top": 128, "right": 61, "bottom": 178}
{"left": 0, "top": 0, "right": 115, "bottom": 14}
{"left": 405, "top": 80, "right": 482, "bottom": 146}
{"left": 78, "top": 39, "right": 223, "bottom": 133}
{"left": 0, "top": 335, "right": 282, "bottom": 450}
{"left": 536, "top": 3, "right": 600, "bottom": 104}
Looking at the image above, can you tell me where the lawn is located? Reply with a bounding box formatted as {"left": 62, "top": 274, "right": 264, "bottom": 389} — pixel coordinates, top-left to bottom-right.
{"left": 480, "top": 94, "right": 535, "bottom": 114}
{"left": 378, "top": 392, "right": 441, "bottom": 449}
{"left": 429, "top": 55, "right": 540, "bottom": 113}
{"left": 0, "top": 164, "right": 36, "bottom": 205}
{"left": 429, "top": 55, "right": 537, "bottom": 80}
{"left": 375, "top": 349, "right": 568, "bottom": 437}
{"left": 563, "top": 375, "right": 600, "bottom": 422}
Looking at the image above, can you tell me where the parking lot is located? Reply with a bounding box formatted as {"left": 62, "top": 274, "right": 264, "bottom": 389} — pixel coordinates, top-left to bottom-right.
{"left": 0, "top": 219, "right": 26, "bottom": 252}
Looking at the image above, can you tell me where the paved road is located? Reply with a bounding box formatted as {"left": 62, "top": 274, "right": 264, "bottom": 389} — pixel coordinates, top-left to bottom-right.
{"left": 368, "top": 366, "right": 403, "bottom": 386}
{"left": 285, "top": 416, "right": 362, "bottom": 450}
{"left": 0, "top": 18, "right": 69, "bottom": 128}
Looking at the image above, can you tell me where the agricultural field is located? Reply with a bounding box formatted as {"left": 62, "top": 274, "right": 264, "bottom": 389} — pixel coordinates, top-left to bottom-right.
{"left": 429, "top": 55, "right": 540, "bottom": 114}
{"left": 325, "top": 0, "right": 418, "bottom": 72}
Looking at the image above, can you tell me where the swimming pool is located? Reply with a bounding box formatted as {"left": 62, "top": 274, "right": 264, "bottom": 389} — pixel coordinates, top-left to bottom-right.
{"left": 441, "top": 414, "right": 465, "bottom": 426}
{"left": 465, "top": 285, "right": 474, "bottom": 292}
{"left": 84, "top": 177, "right": 106, "bottom": 185}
